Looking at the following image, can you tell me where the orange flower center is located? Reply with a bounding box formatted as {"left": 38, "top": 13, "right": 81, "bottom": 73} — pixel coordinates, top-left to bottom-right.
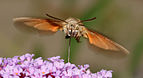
{"left": 15, "top": 73, "right": 18, "bottom": 75}
{"left": 42, "top": 72, "right": 45, "bottom": 74}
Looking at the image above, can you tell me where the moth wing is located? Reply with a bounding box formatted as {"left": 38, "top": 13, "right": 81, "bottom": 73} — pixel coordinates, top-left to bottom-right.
{"left": 83, "top": 27, "right": 129, "bottom": 54}
{"left": 13, "top": 17, "right": 63, "bottom": 32}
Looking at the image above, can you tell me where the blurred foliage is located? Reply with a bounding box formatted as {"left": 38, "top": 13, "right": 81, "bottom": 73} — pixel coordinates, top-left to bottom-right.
{"left": 130, "top": 33, "right": 143, "bottom": 77}
{"left": 32, "top": 42, "right": 44, "bottom": 59}
{"left": 81, "top": 0, "right": 112, "bottom": 19}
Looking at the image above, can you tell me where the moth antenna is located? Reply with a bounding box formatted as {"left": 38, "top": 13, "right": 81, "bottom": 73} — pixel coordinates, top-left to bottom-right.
{"left": 79, "top": 17, "right": 96, "bottom": 23}
{"left": 46, "top": 13, "right": 67, "bottom": 23}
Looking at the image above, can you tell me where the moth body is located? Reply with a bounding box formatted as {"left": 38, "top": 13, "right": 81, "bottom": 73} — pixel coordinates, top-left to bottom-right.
{"left": 62, "top": 17, "right": 86, "bottom": 42}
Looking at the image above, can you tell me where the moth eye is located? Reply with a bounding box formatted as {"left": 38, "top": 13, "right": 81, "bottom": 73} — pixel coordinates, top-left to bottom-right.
{"left": 71, "top": 24, "right": 74, "bottom": 27}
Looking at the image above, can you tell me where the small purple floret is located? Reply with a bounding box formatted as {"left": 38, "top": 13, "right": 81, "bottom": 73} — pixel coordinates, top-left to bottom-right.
{"left": 0, "top": 53, "right": 113, "bottom": 78}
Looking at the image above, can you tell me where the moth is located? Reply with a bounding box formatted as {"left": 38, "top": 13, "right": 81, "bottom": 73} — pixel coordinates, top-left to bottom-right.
{"left": 13, "top": 14, "right": 129, "bottom": 54}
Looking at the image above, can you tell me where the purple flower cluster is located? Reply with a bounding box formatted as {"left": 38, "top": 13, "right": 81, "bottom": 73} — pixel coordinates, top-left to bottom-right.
{"left": 0, "top": 53, "right": 112, "bottom": 78}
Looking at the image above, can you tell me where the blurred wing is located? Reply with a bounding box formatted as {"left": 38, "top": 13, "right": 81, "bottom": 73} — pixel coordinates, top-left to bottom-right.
{"left": 13, "top": 17, "right": 63, "bottom": 32}
{"left": 83, "top": 28, "right": 129, "bottom": 54}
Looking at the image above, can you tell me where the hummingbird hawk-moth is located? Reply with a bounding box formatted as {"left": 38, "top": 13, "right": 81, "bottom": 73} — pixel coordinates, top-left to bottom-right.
{"left": 13, "top": 14, "right": 129, "bottom": 54}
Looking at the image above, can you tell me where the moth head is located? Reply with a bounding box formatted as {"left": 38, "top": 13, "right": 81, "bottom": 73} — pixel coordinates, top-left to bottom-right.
{"left": 64, "top": 17, "right": 82, "bottom": 27}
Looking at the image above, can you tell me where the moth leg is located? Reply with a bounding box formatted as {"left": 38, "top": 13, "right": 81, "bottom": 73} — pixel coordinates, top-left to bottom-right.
{"left": 65, "top": 35, "right": 71, "bottom": 39}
